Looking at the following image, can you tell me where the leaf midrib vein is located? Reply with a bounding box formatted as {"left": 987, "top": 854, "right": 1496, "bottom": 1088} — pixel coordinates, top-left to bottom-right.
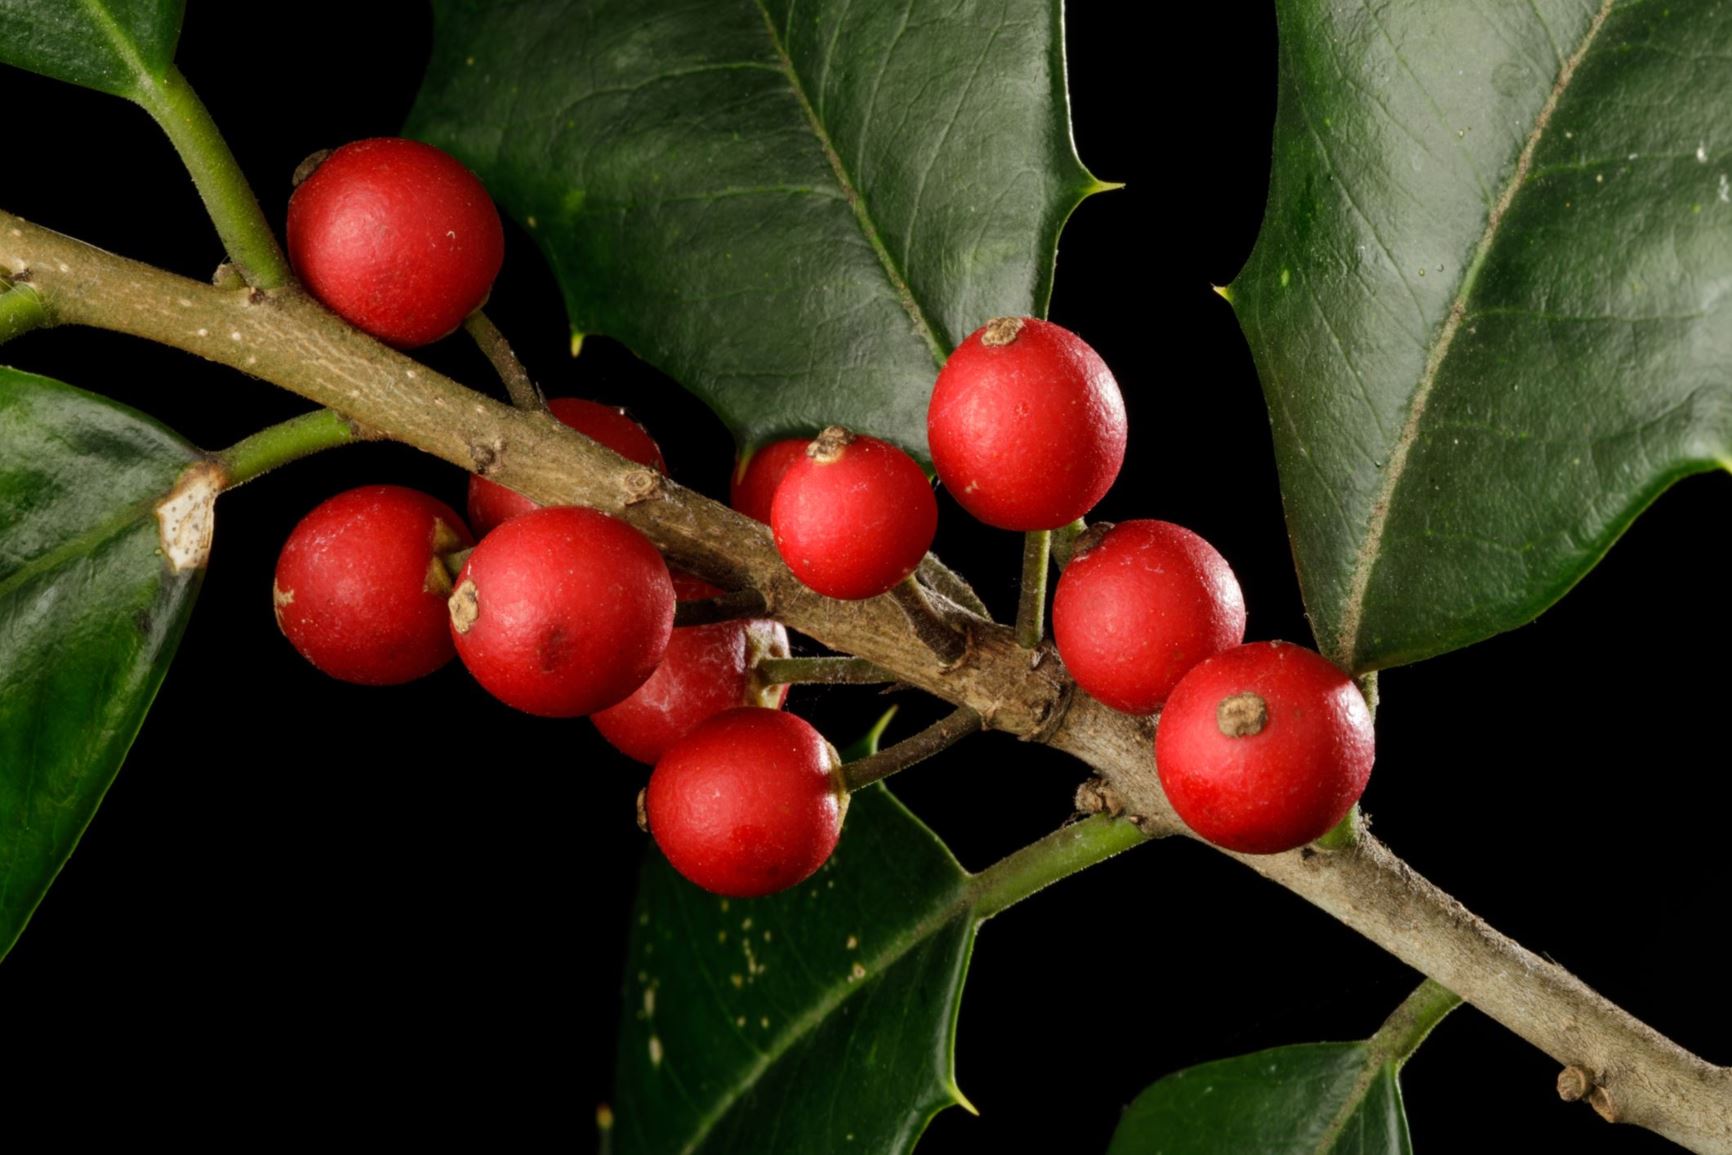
{"left": 750, "top": 0, "right": 949, "bottom": 369}
{"left": 1334, "top": 0, "right": 1618, "bottom": 668}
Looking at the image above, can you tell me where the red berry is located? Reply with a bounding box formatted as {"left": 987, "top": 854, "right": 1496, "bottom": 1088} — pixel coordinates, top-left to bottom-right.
{"left": 771, "top": 427, "right": 937, "bottom": 600}
{"left": 286, "top": 137, "right": 505, "bottom": 348}
{"left": 645, "top": 708, "right": 847, "bottom": 897}
{"left": 1154, "top": 642, "right": 1374, "bottom": 854}
{"left": 448, "top": 506, "right": 674, "bottom": 717}
{"left": 927, "top": 316, "right": 1127, "bottom": 530}
{"left": 1052, "top": 520, "right": 1246, "bottom": 714}
{"left": 467, "top": 398, "right": 665, "bottom": 535}
{"left": 273, "top": 485, "right": 473, "bottom": 685}
{"left": 730, "top": 438, "right": 809, "bottom": 523}
{"left": 593, "top": 615, "right": 791, "bottom": 764}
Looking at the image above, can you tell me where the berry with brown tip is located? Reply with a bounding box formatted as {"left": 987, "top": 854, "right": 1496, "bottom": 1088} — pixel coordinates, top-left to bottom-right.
{"left": 448, "top": 506, "right": 673, "bottom": 717}
{"left": 771, "top": 427, "right": 937, "bottom": 600}
{"left": 1154, "top": 641, "right": 1374, "bottom": 854}
{"left": 927, "top": 316, "right": 1126, "bottom": 530}
{"left": 273, "top": 485, "right": 473, "bottom": 685}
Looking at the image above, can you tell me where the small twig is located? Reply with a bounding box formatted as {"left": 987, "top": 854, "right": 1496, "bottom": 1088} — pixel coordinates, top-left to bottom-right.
{"left": 1016, "top": 530, "right": 1051, "bottom": 648}
{"left": 890, "top": 576, "right": 968, "bottom": 666}
{"left": 916, "top": 554, "right": 991, "bottom": 618}
{"left": 756, "top": 657, "right": 895, "bottom": 685}
{"left": 463, "top": 310, "right": 544, "bottom": 410}
{"left": 1050, "top": 518, "right": 1088, "bottom": 568}
{"left": 215, "top": 407, "right": 363, "bottom": 488}
{"left": 842, "top": 707, "right": 981, "bottom": 791}
{"left": 674, "top": 588, "right": 769, "bottom": 627}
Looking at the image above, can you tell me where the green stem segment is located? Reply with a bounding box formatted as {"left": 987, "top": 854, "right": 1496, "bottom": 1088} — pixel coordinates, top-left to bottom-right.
{"left": 0, "top": 282, "right": 50, "bottom": 343}
{"left": 757, "top": 657, "right": 894, "bottom": 685}
{"left": 142, "top": 66, "right": 290, "bottom": 291}
{"left": 216, "top": 407, "right": 359, "bottom": 488}
{"left": 841, "top": 707, "right": 980, "bottom": 791}
{"left": 464, "top": 310, "right": 543, "bottom": 410}
{"left": 1050, "top": 518, "right": 1087, "bottom": 568}
{"left": 1369, "top": 978, "right": 1462, "bottom": 1067}
{"left": 970, "top": 814, "right": 1149, "bottom": 919}
{"left": 1016, "top": 529, "right": 1051, "bottom": 648}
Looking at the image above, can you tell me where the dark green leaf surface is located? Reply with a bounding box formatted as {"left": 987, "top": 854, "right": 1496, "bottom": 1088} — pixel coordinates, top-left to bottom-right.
{"left": 614, "top": 786, "right": 976, "bottom": 1155}
{"left": 1232, "top": 1, "right": 1732, "bottom": 671}
{"left": 0, "top": 0, "right": 183, "bottom": 99}
{"left": 1107, "top": 1043, "right": 1410, "bottom": 1155}
{"left": 408, "top": 0, "right": 1101, "bottom": 458}
{"left": 0, "top": 367, "right": 203, "bottom": 960}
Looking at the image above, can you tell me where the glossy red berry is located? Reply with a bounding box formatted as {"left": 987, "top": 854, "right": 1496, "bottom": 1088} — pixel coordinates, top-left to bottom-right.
{"left": 273, "top": 485, "right": 473, "bottom": 685}
{"left": 1155, "top": 641, "right": 1374, "bottom": 854}
{"left": 467, "top": 398, "right": 665, "bottom": 536}
{"left": 286, "top": 137, "right": 505, "bottom": 348}
{"left": 1052, "top": 520, "right": 1246, "bottom": 714}
{"left": 449, "top": 506, "right": 674, "bottom": 717}
{"left": 771, "top": 427, "right": 937, "bottom": 600}
{"left": 592, "top": 585, "right": 792, "bottom": 764}
{"left": 645, "top": 708, "right": 847, "bottom": 898}
{"left": 730, "top": 438, "right": 809, "bottom": 523}
{"left": 927, "top": 316, "right": 1127, "bottom": 530}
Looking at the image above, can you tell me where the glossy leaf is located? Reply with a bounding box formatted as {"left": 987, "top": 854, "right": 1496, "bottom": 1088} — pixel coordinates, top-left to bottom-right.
{"left": 0, "top": 367, "right": 205, "bottom": 960}
{"left": 1108, "top": 1042, "right": 1410, "bottom": 1155}
{"left": 614, "top": 786, "right": 976, "bottom": 1154}
{"left": 408, "top": 0, "right": 1102, "bottom": 458}
{"left": 1231, "top": 1, "right": 1732, "bottom": 671}
{"left": 0, "top": 0, "right": 183, "bottom": 100}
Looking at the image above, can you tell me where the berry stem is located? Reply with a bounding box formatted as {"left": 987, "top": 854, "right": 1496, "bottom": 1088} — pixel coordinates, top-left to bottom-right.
{"left": 1367, "top": 978, "right": 1462, "bottom": 1068}
{"left": 1050, "top": 518, "right": 1088, "bottom": 568}
{"left": 463, "top": 310, "right": 544, "bottom": 410}
{"left": 916, "top": 554, "right": 991, "bottom": 618}
{"left": 673, "top": 588, "right": 770, "bottom": 627}
{"left": 969, "top": 813, "right": 1149, "bottom": 920}
{"left": 1015, "top": 529, "right": 1051, "bottom": 648}
{"left": 140, "top": 66, "right": 290, "bottom": 291}
{"left": 215, "top": 407, "right": 364, "bottom": 488}
{"left": 756, "top": 656, "right": 894, "bottom": 685}
{"left": 841, "top": 707, "right": 980, "bottom": 791}
{"left": 890, "top": 576, "right": 968, "bottom": 665}
{"left": 442, "top": 547, "right": 475, "bottom": 579}
{"left": 0, "top": 280, "right": 50, "bottom": 344}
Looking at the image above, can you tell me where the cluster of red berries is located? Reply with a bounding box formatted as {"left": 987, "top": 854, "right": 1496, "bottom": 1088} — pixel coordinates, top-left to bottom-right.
{"left": 270, "top": 136, "right": 1374, "bottom": 903}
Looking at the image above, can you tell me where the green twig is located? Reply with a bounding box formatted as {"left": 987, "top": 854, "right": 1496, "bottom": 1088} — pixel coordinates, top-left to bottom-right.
{"left": 970, "top": 814, "right": 1150, "bottom": 919}
{"left": 757, "top": 657, "right": 894, "bottom": 685}
{"left": 1016, "top": 529, "right": 1051, "bottom": 647}
{"left": 1368, "top": 978, "right": 1462, "bottom": 1067}
{"left": 841, "top": 707, "right": 980, "bottom": 791}
{"left": 1050, "top": 519, "right": 1088, "bottom": 568}
{"left": 0, "top": 281, "right": 50, "bottom": 343}
{"left": 216, "top": 407, "right": 361, "bottom": 488}
{"left": 142, "top": 66, "right": 290, "bottom": 290}
{"left": 464, "top": 310, "right": 543, "bottom": 410}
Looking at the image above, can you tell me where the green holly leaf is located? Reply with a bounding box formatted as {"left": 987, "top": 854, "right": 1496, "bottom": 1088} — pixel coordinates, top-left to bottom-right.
{"left": 1108, "top": 1043, "right": 1411, "bottom": 1155}
{"left": 0, "top": 367, "right": 209, "bottom": 961}
{"left": 614, "top": 786, "right": 977, "bottom": 1154}
{"left": 407, "top": 0, "right": 1104, "bottom": 459}
{"left": 0, "top": 0, "right": 183, "bottom": 100}
{"left": 1231, "top": 1, "right": 1732, "bottom": 672}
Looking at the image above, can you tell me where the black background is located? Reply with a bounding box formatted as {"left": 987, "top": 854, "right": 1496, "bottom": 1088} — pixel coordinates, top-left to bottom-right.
{"left": 2, "top": 3, "right": 1726, "bottom": 1151}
